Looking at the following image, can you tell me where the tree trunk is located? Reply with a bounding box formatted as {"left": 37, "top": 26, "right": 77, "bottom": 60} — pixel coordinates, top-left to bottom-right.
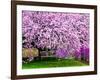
{"left": 38, "top": 50, "right": 41, "bottom": 60}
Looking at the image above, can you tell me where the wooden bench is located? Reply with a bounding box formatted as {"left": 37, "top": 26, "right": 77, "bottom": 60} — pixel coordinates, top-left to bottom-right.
{"left": 40, "top": 51, "right": 55, "bottom": 58}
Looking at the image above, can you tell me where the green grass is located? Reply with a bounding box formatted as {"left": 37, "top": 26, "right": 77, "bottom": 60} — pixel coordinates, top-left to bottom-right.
{"left": 22, "top": 57, "right": 88, "bottom": 69}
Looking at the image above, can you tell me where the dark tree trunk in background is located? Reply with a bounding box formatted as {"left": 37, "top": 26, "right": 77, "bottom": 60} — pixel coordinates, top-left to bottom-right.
{"left": 81, "top": 52, "right": 83, "bottom": 60}
{"left": 38, "top": 47, "right": 43, "bottom": 60}
{"left": 38, "top": 51, "right": 41, "bottom": 60}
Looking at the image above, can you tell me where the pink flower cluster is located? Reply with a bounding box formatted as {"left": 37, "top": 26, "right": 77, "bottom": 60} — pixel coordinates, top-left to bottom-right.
{"left": 22, "top": 10, "right": 90, "bottom": 60}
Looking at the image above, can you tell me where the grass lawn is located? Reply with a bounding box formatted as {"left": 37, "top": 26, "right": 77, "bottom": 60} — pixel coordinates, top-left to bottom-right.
{"left": 22, "top": 57, "right": 88, "bottom": 69}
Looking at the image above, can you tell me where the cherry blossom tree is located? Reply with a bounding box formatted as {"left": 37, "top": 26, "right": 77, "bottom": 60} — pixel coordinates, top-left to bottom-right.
{"left": 22, "top": 10, "right": 90, "bottom": 61}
